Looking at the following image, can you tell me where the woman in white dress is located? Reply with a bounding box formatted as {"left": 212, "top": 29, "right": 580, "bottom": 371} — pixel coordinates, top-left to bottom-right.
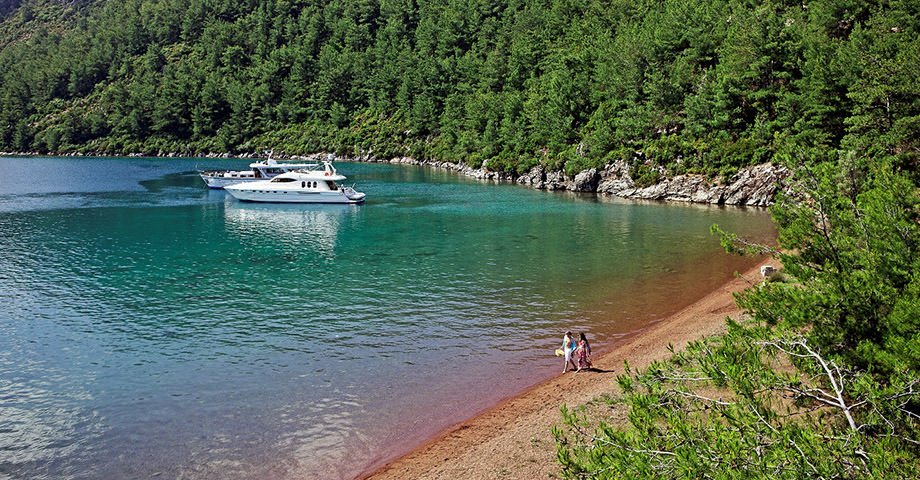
{"left": 562, "top": 331, "right": 577, "bottom": 373}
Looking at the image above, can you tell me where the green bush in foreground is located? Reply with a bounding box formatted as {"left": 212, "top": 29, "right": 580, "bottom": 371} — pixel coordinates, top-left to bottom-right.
{"left": 555, "top": 158, "right": 920, "bottom": 478}
{"left": 556, "top": 326, "right": 920, "bottom": 479}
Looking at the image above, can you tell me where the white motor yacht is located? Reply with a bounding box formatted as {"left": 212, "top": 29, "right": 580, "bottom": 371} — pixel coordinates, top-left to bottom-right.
{"left": 199, "top": 155, "right": 327, "bottom": 189}
{"left": 224, "top": 161, "right": 366, "bottom": 204}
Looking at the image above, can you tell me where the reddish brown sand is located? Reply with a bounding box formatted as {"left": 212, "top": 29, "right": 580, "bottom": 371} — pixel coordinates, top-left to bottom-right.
{"left": 359, "top": 263, "right": 769, "bottom": 480}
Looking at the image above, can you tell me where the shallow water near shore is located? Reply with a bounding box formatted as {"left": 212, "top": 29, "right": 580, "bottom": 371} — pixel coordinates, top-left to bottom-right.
{"left": 0, "top": 156, "right": 774, "bottom": 479}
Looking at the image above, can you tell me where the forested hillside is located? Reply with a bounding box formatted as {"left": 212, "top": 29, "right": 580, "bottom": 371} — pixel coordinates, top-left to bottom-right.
{"left": 0, "top": 0, "right": 918, "bottom": 179}
{"left": 0, "top": 0, "right": 23, "bottom": 18}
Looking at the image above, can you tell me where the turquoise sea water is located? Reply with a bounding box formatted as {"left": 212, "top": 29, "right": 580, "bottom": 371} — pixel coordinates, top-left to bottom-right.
{"left": 0, "top": 157, "right": 775, "bottom": 479}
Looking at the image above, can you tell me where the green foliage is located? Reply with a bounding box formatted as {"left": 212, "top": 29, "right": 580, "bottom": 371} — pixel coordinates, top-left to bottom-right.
{"left": 629, "top": 161, "right": 661, "bottom": 189}
{"left": 742, "top": 159, "right": 920, "bottom": 372}
{"left": 0, "top": 0, "right": 917, "bottom": 183}
{"left": 556, "top": 326, "right": 920, "bottom": 479}
{"left": 765, "top": 269, "right": 788, "bottom": 283}
{"left": 557, "top": 161, "right": 920, "bottom": 478}
{"left": 560, "top": 147, "right": 604, "bottom": 178}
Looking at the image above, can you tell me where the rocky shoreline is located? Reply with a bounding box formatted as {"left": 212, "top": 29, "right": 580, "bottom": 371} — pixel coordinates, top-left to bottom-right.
{"left": 2, "top": 151, "right": 789, "bottom": 207}
{"left": 350, "top": 155, "right": 789, "bottom": 207}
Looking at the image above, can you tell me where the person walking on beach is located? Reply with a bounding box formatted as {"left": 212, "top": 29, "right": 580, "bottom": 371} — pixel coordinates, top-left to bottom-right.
{"left": 562, "top": 331, "right": 577, "bottom": 373}
{"left": 576, "top": 332, "right": 592, "bottom": 372}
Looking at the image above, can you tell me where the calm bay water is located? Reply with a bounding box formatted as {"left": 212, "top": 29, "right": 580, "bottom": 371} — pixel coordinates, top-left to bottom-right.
{"left": 0, "top": 156, "right": 775, "bottom": 479}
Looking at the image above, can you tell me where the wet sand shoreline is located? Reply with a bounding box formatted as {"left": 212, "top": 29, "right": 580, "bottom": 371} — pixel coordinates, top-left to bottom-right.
{"left": 359, "top": 262, "right": 769, "bottom": 480}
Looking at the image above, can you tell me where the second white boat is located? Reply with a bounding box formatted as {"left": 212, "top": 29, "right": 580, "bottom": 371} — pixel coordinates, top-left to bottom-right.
{"left": 199, "top": 155, "right": 325, "bottom": 189}
{"left": 224, "top": 161, "right": 366, "bottom": 204}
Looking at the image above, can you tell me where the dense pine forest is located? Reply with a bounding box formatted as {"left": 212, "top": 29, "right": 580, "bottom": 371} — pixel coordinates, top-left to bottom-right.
{"left": 0, "top": 0, "right": 918, "bottom": 181}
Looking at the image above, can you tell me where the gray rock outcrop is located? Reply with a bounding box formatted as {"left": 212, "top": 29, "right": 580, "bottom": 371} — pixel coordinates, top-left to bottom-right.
{"left": 281, "top": 152, "right": 790, "bottom": 207}
{"left": 590, "top": 159, "right": 788, "bottom": 206}
{"left": 572, "top": 168, "right": 600, "bottom": 192}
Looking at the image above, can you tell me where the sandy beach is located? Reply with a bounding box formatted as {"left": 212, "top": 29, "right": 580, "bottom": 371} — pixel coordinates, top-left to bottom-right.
{"left": 360, "top": 262, "right": 769, "bottom": 480}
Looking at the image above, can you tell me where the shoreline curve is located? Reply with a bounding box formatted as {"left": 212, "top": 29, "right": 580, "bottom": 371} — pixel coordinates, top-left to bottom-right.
{"left": 358, "top": 262, "right": 770, "bottom": 480}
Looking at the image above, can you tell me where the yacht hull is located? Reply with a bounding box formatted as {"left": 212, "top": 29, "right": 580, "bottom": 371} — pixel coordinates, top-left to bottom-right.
{"left": 200, "top": 174, "right": 262, "bottom": 189}
{"left": 225, "top": 187, "right": 365, "bottom": 204}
